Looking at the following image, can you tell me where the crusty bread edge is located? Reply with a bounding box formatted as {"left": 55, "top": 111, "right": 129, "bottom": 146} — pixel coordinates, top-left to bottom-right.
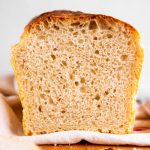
{"left": 20, "top": 10, "right": 140, "bottom": 39}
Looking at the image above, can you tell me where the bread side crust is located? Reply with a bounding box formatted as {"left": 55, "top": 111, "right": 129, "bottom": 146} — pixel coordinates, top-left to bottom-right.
{"left": 128, "top": 30, "right": 144, "bottom": 132}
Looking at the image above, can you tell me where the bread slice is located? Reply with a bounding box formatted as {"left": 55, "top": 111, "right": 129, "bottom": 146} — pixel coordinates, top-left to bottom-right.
{"left": 11, "top": 10, "right": 144, "bottom": 135}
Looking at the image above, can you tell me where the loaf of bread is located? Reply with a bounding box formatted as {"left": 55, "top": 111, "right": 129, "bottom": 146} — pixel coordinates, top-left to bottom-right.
{"left": 11, "top": 10, "right": 144, "bottom": 135}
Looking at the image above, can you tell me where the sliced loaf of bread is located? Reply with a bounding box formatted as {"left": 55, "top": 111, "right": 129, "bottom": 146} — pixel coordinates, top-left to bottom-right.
{"left": 11, "top": 10, "right": 144, "bottom": 135}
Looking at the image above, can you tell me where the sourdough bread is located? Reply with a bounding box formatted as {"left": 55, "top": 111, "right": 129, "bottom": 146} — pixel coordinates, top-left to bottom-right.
{"left": 11, "top": 10, "right": 144, "bottom": 135}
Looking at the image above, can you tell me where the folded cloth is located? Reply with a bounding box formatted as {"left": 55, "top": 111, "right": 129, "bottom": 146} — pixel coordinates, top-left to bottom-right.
{"left": 0, "top": 75, "right": 17, "bottom": 95}
{"left": 0, "top": 136, "right": 38, "bottom": 150}
{"left": 136, "top": 100, "right": 150, "bottom": 119}
{"left": 0, "top": 75, "right": 150, "bottom": 146}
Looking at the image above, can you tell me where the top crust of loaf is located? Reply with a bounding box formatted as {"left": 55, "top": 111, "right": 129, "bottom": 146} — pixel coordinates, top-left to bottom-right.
{"left": 24, "top": 10, "right": 139, "bottom": 38}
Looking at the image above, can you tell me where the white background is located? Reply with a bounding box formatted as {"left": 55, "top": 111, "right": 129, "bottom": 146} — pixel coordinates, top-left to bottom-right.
{"left": 0, "top": 0, "right": 150, "bottom": 98}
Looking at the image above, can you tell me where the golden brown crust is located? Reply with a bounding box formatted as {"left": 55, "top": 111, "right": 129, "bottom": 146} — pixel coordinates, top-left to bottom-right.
{"left": 24, "top": 10, "right": 139, "bottom": 37}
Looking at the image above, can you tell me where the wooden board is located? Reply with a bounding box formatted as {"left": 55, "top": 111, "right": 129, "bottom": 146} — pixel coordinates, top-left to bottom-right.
{"left": 40, "top": 144, "right": 150, "bottom": 150}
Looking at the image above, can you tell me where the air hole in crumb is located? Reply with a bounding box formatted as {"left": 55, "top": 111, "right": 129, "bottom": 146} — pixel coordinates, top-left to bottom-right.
{"left": 91, "top": 16, "right": 96, "bottom": 19}
{"left": 119, "top": 125, "right": 124, "bottom": 128}
{"left": 51, "top": 55, "right": 56, "bottom": 60}
{"left": 98, "top": 129, "right": 102, "bottom": 132}
{"left": 81, "top": 29, "right": 85, "bottom": 33}
{"left": 45, "top": 90, "right": 50, "bottom": 93}
{"left": 47, "top": 17, "right": 51, "bottom": 21}
{"left": 92, "top": 121, "right": 96, "bottom": 126}
{"left": 78, "top": 39, "right": 83, "bottom": 44}
{"left": 58, "top": 98, "right": 61, "bottom": 101}
{"left": 44, "top": 20, "right": 49, "bottom": 28}
{"left": 104, "top": 91, "right": 109, "bottom": 96}
{"left": 89, "top": 20, "right": 98, "bottom": 30}
{"left": 30, "top": 86, "right": 33, "bottom": 91}
{"left": 107, "top": 34, "right": 113, "bottom": 38}
{"left": 73, "top": 32, "right": 78, "bottom": 36}
{"left": 48, "top": 96, "right": 54, "bottom": 104}
{"left": 70, "top": 74, "right": 74, "bottom": 80}
{"left": 48, "top": 114, "right": 52, "bottom": 118}
{"left": 71, "top": 22, "right": 80, "bottom": 26}
{"left": 20, "top": 64, "right": 24, "bottom": 69}
{"left": 80, "top": 77, "right": 85, "bottom": 83}
{"left": 40, "top": 94, "right": 45, "bottom": 99}
{"left": 27, "top": 130, "right": 33, "bottom": 136}
{"left": 95, "top": 94, "right": 100, "bottom": 100}
{"left": 36, "top": 43, "right": 39, "bottom": 46}
{"left": 118, "top": 66, "right": 123, "bottom": 71}
{"left": 75, "top": 81, "right": 79, "bottom": 86}
{"left": 76, "top": 61, "right": 80, "bottom": 68}
{"left": 53, "top": 24, "right": 59, "bottom": 30}
{"left": 108, "top": 130, "right": 112, "bottom": 133}
{"left": 62, "top": 61, "right": 67, "bottom": 66}
{"left": 41, "top": 131, "right": 47, "bottom": 134}
{"left": 127, "top": 41, "right": 132, "bottom": 45}
{"left": 113, "top": 89, "right": 116, "bottom": 93}
{"left": 79, "top": 23, "right": 85, "bottom": 28}
{"left": 36, "top": 25, "right": 41, "bottom": 31}
{"left": 108, "top": 27, "right": 112, "bottom": 30}
{"left": 91, "top": 69, "right": 96, "bottom": 75}
{"left": 106, "top": 58, "right": 110, "bottom": 62}
{"left": 110, "top": 107, "right": 112, "bottom": 111}
{"left": 69, "top": 28, "right": 73, "bottom": 32}
{"left": 121, "top": 55, "right": 128, "bottom": 61}
{"left": 44, "top": 60, "right": 48, "bottom": 64}
{"left": 92, "top": 62, "right": 96, "bottom": 66}
{"left": 59, "top": 17, "right": 65, "bottom": 21}
{"left": 117, "top": 74, "right": 120, "bottom": 80}
{"left": 97, "top": 104, "right": 101, "bottom": 108}
{"left": 61, "top": 110, "right": 66, "bottom": 113}
{"left": 53, "top": 48, "right": 57, "bottom": 51}
{"left": 38, "top": 35, "right": 46, "bottom": 40}
{"left": 80, "top": 86, "right": 86, "bottom": 93}
{"left": 68, "top": 41, "right": 73, "bottom": 46}
{"left": 93, "top": 37, "right": 97, "bottom": 40}
{"left": 38, "top": 105, "right": 42, "bottom": 112}
{"left": 95, "top": 50, "right": 99, "bottom": 54}
{"left": 118, "top": 26, "right": 122, "bottom": 31}
{"left": 78, "top": 120, "right": 81, "bottom": 123}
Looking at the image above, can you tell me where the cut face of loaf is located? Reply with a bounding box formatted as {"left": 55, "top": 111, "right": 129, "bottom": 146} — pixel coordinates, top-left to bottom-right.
{"left": 11, "top": 10, "right": 143, "bottom": 135}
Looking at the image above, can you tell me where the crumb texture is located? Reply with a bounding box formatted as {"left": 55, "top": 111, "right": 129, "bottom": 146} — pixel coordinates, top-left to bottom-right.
{"left": 11, "top": 11, "right": 143, "bottom": 135}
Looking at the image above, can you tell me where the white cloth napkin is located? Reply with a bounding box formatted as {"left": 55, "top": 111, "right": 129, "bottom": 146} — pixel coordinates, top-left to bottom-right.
{"left": 0, "top": 75, "right": 150, "bottom": 146}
